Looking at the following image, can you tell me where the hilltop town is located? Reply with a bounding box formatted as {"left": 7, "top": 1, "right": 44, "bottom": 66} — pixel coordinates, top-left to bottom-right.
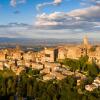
{"left": 0, "top": 36, "right": 100, "bottom": 92}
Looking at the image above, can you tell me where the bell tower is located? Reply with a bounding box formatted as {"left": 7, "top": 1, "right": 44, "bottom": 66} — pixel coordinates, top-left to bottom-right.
{"left": 83, "top": 35, "right": 89, "bottom": 47}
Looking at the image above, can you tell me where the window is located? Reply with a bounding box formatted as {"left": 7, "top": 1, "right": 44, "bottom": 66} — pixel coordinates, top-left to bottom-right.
{"left": 45, "top": 54, "right": 50, "bottom": 57}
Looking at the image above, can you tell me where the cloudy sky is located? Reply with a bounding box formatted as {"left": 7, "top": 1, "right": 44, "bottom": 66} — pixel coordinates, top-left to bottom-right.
{"left": 0, "top": 0, "right": 100, "bottom": 39}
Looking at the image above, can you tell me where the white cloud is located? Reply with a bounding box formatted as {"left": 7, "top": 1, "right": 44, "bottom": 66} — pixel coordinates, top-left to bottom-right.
{"left": 67, "top": 6, "right": 100, "bottom": 18}
{"left": 36, "top": 0, "right": 62, "bottom": 11}
{"left": 80, "top": 0, "right": 100, "bottom": 6}
{"left": 10, "top": 0, "right": 26, "bottom": 7}
{"left": 54, "top": 0, "right": 62, "bottom": 4}
{"left": 10, "top": 0, "right": 16, "bottom": 7}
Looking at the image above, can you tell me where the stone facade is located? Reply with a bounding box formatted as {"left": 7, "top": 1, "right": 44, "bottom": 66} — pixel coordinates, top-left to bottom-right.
{"left": 44, "top": 48, "right": 58, "bottom": 62}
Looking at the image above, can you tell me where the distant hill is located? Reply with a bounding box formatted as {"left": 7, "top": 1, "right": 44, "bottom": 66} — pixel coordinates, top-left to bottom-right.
{"left": 0, "top": 37, "right": 99, "bottom": 47}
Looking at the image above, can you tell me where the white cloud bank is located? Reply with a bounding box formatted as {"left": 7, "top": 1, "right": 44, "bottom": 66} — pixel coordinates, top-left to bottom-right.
{"left": 35, "top": 5, "right": 100, "bottom": 32}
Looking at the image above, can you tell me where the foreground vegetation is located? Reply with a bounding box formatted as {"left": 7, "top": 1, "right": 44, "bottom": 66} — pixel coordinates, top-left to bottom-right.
{"left": 61, "top": 55, "right": 99, "bottom": 77}
{"left": 0, "top": 69, "right": 100, "bottom": 100}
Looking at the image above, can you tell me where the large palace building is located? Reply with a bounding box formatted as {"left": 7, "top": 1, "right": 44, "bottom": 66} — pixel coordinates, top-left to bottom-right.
{"left": 57, "top": 36, "right": 100, "bottom": 65}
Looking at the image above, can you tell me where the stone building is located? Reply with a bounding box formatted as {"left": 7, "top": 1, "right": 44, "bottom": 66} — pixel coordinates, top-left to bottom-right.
{"left": 58, "top": 46, "right": 67, "bottom": 60}
{"left": 40, "top": 47, "right": 58, "bottom": 62}
{"left": 12, "top": 52, "right": 22, "bottom": 60}
{"left": 23, "top": 51, "right": 36, "bottom": 61}
{"left": 0, "top": 51, "right": 6, "bottom": 61}
{"left": 35, "top": 50, "right": 45, "bottom": 63}
{"left": 67, "top": 46, "right": 82, "bottom": 59}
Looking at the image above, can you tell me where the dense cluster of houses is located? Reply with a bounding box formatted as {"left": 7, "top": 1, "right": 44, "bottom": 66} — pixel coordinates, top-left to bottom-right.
{"left": 0, "top": 36, "right": 100, "bottom": 91}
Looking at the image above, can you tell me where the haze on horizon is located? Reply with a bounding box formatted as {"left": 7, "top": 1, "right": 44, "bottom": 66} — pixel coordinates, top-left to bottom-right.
{"left": 0, "top": 0, "right": 100, "bottom": 39}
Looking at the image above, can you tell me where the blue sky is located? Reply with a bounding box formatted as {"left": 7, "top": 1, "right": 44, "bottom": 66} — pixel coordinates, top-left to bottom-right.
{"left": 0, "top": 0, "right": 81, "bottom": 24}
{"left": 0, "top": 0, "right": 100, "bottom": 39}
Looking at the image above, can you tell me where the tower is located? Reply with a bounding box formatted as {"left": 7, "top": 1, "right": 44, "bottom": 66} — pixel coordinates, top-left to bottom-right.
{"left": 16, "top": 45, "right": 21, "bottom": 51}
{"left": 83, "top": 35, "right": 89, "bottom": 46}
